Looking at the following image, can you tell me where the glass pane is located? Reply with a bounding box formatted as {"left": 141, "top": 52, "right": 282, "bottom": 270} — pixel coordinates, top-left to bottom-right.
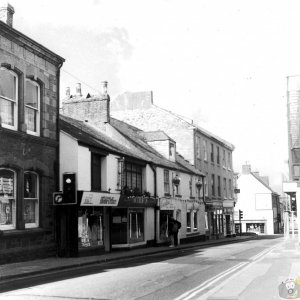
{"left": 25, "top": 81, "right": 38, "bottom": 108}
{"left": 25, "top": 107, "right": 37, "bottom": 132}
{"left": 0, "top": 200, "right": 14, "bottom": 225}
{"left": 187, "top": 211, "right": 191, "bottom": 232}
{"left": 24, "top": 172, "right": 37, "bottom": 198}
{"left": 0, "top": 169, "right": 14, "bottom": 197}
{"left": 129, "top": 209, "right": 144, "bottom": 243}
{"left": 0, "top": 68, "right": 16, "bottom": 100}
{"left": 24, "top": 199, "right": 37, "bottom": 223}
{"left": 0, "top": 98, "right": 14, "bottom": 126}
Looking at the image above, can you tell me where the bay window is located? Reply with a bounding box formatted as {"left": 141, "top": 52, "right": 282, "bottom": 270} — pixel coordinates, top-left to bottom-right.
{"left": 0, "top": 67, "right": 18, "bottom": 130}
{"left": 25, "top": 79, "right": 40, "bottom": 135}
{"left": 0, "top": 169, "right": 16, "bottom": 230}
{"left": 24, "top": 172, "right": 39, "bottom": 228}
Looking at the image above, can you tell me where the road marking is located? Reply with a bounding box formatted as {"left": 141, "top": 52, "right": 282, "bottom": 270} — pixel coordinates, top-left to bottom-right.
{"left": 174, "top": 243, "right": 282, "bottom": 300}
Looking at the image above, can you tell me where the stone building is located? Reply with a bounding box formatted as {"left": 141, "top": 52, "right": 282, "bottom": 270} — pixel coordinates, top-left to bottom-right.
{"left": 111, "top": 91, "right": 236, "bottom": 238}
{"left": 0, "top": 3, "right": 64, "bottom": 262}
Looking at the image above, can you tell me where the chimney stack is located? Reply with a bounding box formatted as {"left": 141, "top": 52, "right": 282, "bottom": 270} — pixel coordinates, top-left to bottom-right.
{"left": 0, "top": 2, "right": 14, "bottom": 27}
{"left": 100, "top": 81, "right": 108, "bottom": 96}
{"left": 75, "top": 83, "right": 82, "bottom": 97}
{"left": 65, "top": 87, "right": 70, "bottom": 98}
{"left": 242, "top": 164, "right": 251, "bottom": 175}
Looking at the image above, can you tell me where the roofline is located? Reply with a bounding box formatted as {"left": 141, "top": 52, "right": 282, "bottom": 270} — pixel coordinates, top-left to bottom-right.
{"left": 250, "top": 172, "right": 276, "bottom": 193}
{"left": 0, "top": 21, "right": 65, "bottom": 66}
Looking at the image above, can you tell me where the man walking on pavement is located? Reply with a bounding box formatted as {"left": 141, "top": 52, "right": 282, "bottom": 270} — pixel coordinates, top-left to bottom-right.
{"left": 168, "top": 216, "right": 181, "bottom": 247}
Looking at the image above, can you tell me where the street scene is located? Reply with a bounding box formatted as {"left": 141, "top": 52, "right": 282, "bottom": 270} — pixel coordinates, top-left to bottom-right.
{"left": 1, "top": 0, "right": 300, "bottom": 299}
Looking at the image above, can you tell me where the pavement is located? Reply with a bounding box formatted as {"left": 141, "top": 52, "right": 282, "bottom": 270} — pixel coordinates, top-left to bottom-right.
{"left": 0, "top": 235, "right": 259, "bottom": 283}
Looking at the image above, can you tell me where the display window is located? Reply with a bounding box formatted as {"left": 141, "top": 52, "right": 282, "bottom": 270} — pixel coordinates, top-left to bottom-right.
{"left": 160, "top": 210, "right": 173, "bottom": 240}
{"left": 0, "top": 169, "right": 16, "bottom": 230}
{"left": 129, "top": 208, "right": 144, "bottom": 243}
{"left": 78, "top": 207, "right": 104, "bottom": 248}
{"left": 24, "top": 171, "right": 39, "bottom": 228}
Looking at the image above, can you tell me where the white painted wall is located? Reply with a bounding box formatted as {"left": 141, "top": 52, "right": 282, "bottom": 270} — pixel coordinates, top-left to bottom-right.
{"left": 235, "top": 173, "right": 274, "bottom": 234}
{"left": 78, "top": 146, "right": 91, "bottom": 191}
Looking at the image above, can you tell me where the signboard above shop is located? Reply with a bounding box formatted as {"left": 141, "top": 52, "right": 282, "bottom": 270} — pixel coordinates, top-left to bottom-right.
{"left": 81, "top": 192, "right": 120, "bottom": 206}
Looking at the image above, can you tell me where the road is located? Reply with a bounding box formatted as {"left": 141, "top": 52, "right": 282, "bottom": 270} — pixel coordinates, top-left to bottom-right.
{"left": 0, "top": 236, "right": 297, "bottom": 300}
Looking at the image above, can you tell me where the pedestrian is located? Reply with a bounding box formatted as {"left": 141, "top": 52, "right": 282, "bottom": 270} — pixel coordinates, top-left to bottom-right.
{"left": 168, "top": 216, "right": 181, "bottom": 247}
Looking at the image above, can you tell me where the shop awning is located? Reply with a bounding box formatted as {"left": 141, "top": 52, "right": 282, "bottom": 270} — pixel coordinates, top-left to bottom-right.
{"left": 80, "top": 192, "right": 120, "bottom": 206}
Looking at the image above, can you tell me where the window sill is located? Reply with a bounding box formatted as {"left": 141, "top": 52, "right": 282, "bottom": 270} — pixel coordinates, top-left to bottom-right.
{"left": 175, "top": 195, "right": 182, "bottom": 198}
{"left": 164, "top": 193, "right": 171, "bottom": 197}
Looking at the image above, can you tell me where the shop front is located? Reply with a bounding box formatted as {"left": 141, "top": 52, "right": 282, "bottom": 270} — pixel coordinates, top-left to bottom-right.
{"left": 111, "top": 195, "right": 157, "bottom": 248}
{"left": 79, "top": 191, "right": 120, "bottom": 253}
{"left": 223, "top": 207, "right": 235, "bottom": 237}
{"left": 207, "top": 204, "right": 224, "bottom": 239}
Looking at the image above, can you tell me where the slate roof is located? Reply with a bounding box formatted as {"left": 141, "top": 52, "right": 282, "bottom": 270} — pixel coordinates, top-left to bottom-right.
{"left": 250, "top": 172, "right": 279, "bottom": 195}
{"left": 139, "top": 131, "right": 175, "bottom": 142}
{"left": 60, "top": 114, "right": 203, "bottom": 175}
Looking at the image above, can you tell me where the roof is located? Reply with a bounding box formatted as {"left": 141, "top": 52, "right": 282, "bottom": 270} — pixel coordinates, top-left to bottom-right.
{"left": 139, "top": 131, "right": 175, "bottom": 142}
{"left": 250, "top": 172, "right": 279, "bottom": 195}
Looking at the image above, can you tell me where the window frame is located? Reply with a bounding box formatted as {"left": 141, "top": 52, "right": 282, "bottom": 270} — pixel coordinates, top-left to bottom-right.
{"left": 0, "top": 168, "right": 16, "bottom": 230}
{"left": 123, "top": 161, "right": 143, "bottom": 193}
{"left": 211, "top": 174, "right": 215, "bottom": 196}
{"left": 25, "top": 79, "right": 40, "bottom": 136}
{"left": 91, "top": 153, "right": 102, "bottom": 191}
{"left": 217, "top": 175, "right": 221, "bottom": 197}
{"left": 24, "top": 171, "right": 39, "bottom": 228}
{"left": 210, "top": 143, "right": 214, "bottom": 163}
{"left": 163, "top": 169, "right": 170, "bottom": 194}
{"left": 0, "top": 67, "right": 18, "bottom": 130}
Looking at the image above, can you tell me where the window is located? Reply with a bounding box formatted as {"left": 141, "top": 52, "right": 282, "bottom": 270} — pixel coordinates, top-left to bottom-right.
{"left": 204, "top": 177, "right": 208, "bottom": 197}
{"left": 228, "top": 152, "right": 232, "bottom": 169}
{"left": 211, "top": 174, "right": 215, "bottom": 196}
{"left": 25, "top": 79, "right": 40, "bottom": 135}
{"left": 186, "top": 211, "right": 191, "bottom": 232}
{"left": 293, "top": 165, "right": 300, "bottom": 178}
{"left": 189, "top": 176, "right": 193, "bottom": 197}
{"left": 164, "top": 169, "right": 170, "bottom": 194}
{"left": 205, "top": 212, "right": 208, "bottom": 230}
{"left": 217, "top": 146, "right": 220, "bottom": 164}
{"left": 203, "top": 140, "right": 207, "bottom": 161}
{"left": 223, "top": 178, "right": 227, "bottom": 198}
{"left": 193, "top": 210, "right": 198, "bottom": 231}
{"left": 217, "top": 176, "right": 221, "bottom": 197}
{"left": 0, "top": 67, "right": 18, "bottom": 130}
{"left": 123, "top": 162, "right": 143, "bottom": 193}
{"left": 211, "top": 143, "right": 214, "bottom": 163}
{"left": 91, "top": 153, "right": 102, "bottom": 191}
{"left": 229, "top": 179, "right": 232, "bottom": 198}
{"left": 169, "top": 143, "right": 175, "bottom": 158}
{"left": 222, "top": 149, "right": 226, "bottom": 168}
{"left": 117, "top": 158, "right": 124, "bottom": 189}
{"left": 129, "top": 208, "right": 144, "bottom": 243}
{"left": 196, "top": 136, "right": 201, "bottom": 159}
{"left": 24, "top": 172, "right": 39, "bottom": 228}
{"left": 0, "top": 169, "right": 16, "bottom": 230}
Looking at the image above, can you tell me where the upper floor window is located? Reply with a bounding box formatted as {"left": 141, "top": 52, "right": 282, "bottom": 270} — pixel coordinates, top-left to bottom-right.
{"left": 228, "top": 152, "right": 232, "bottom": 169}
{"left": 204, "top": 176, "right": 208, "bottom": 197}
{"left": 223, "top": 178, "right": 227, "bottom": 198}
{"left": 217, "top": 176, "right": 221, "bottom": 197}
{"left": 211, "top": 174, "right": 215, "bottom": 196}
{"left": 169, "top": 143, "right": 175, "bottom": 158}
{"left": 164, "top": 169, "right": 170, "bottom": 194}
{"left": 217, "top": 146, "right": 220, "bottom": 164}
{"left": 0, "top": 67, "right": 18, "bottom": 130}
{"left": 211, "top": 143, "right": 214, "bottom": 163}
{"left": 229, "top": 179, "right": 232, "bottom": 198}
{"left": 203, "top": 140, "right": 208, "bottom": 161}
{"left": 24, "top": 172, "right": 39, "bottom": 228}
{"left": 91, "top": 153, "right": 102, "bottom": 191}
{"left": 189, "top": 176, "right": 193, "bottom": 197}
{"left": 123, "top": 162, "right": 143, "bottom": 193}
{"left": 0, "top": 168, "right": 16, "bottom": 230}
{"left": 25, "top": 79, "right": 40, "bottom": 135}
{"left": 196, "top": 136, "right": 201, "bottom": 159}
{"left": 222, "top": 149, "right": 226, "bottom": 168}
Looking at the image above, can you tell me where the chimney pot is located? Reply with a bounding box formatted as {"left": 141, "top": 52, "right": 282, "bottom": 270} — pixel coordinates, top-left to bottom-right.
{"left": 100, "top": 81, "right": 108, "bottom": 95}
{"left": 0, "top": 2, "right": 14, "bottom": 27}
{"left": 75, "top": 83, "right": 82, "bottom": 97}
{"left": 66, "top": 87, "right": 70, "bottom": 97}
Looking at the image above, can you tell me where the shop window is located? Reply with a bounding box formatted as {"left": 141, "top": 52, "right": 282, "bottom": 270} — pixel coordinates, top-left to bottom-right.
{"left": 78, "top": 207, "right": 104, "bottom": 248}
{"left": 25, "top": 79, "right": 40, "bottom": 135}
{"left": 0, "top": 67, "right": 18, "bottom": 130}
{"left": 129, "top": 208, "right": 144, "bottom": 243}
{"left": 91, "top": 153, "right": 102, "bottom": 191}
{"left": 193, "top": 210, "right": 198, "bottom": 231}
{"left": 164, "top": 169, "right": 170, "bottom": 194}
{"left": 123, "top": 162, "right": 143, "bottom": 194}
{"left": 187, "top": 211, "right": 191, "bottom": 232}
{"left": 24, "top": 172, "right": 39, "bottom": 228}
{"left": 205, "top": 212, "right": 208, "bottom": 230}
{"left": 0, "top": 169, "right": 16, "bottom": 230}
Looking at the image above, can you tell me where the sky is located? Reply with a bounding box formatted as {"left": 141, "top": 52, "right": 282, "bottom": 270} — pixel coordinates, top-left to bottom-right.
{"left": 8, "top": 0, "right": 300, "bottom": 193}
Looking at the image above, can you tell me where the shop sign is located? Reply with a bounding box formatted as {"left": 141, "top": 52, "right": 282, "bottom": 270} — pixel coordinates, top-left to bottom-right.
{"left": 118, "top": 195, "right": 157, "bottom": 207}
{"left": 224, "top": 207, "right": 234, "bottom": 214}
{"left": 160, "top": 198, "right": 176, "bottom": 210}
{"left": 81, "top": 192, "right": 120, "bottom": 206}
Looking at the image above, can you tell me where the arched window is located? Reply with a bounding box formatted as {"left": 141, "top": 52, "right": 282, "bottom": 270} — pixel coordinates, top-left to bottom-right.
{"left": 24, "top": 171, "right": 39, "bottom": 228}
{"left": 25, "top": 79, "right": 40, "bottom": 135}
{"left": 0, "top": 169, "right": 16, "bottom": 230}
{"left": 0, "top": 67, "right": 18, "bottom": 130}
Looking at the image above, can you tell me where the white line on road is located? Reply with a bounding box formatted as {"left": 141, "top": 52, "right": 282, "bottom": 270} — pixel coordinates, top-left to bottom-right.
{"left": 174, "top": 242, "right": 282, "bottom": 300}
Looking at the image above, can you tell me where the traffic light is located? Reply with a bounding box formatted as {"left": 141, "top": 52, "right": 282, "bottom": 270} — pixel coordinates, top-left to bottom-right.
{"left": 239, "top": 209, "right": 243, "bottom": 220}
{"left": 291, "top": 196, "right": 297, "bottom": 212}
{"left": 62, "top": 173, "right": 77, "bottom": 204}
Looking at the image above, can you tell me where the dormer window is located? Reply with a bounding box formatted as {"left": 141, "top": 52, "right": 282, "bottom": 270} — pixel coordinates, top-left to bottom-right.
{"left": 169, "top": 142, "right": 175, "bottom": 158}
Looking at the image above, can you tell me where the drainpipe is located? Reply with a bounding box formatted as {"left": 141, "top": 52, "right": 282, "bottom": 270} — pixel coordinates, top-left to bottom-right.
{"left": 150, "top": 163, "right": 158, "bottom": 245}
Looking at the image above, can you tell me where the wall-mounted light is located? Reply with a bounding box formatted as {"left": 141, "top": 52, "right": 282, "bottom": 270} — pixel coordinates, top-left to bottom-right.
{"left": 172, "top": 174, "right": 181, "bottom": 186}
{"left": 195, "top": 179, "right": 202, "bottom": 190}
